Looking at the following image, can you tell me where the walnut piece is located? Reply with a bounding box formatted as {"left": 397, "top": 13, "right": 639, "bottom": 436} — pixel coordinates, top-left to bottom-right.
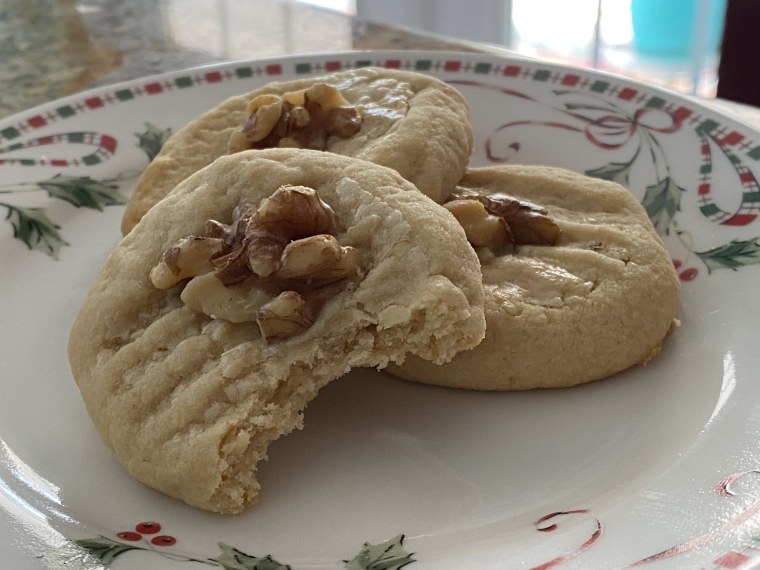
{"left": 180, "top": 272, "right": 273, "bottom": 323}
{"left": 239, "top": 185, "right": 344, "bottom": 280}
{"left": 240, "top": 94, "right": 283, "bottom": 143}
{"left": 480, "top": 192, "right": 561, "bottom": 246}
{"left": 274, "top": 235, "right": 360, "bottom": 281}
{"left": 150, "top": 237, "right": 225, "bottom": 289}
{"left": 443, "top": 200, "right": 510, "bottom": 253}
{"left": 255, "top": 184, "right": 339, "bottom": 239}
{"left": 256, "top": 291, "right": 314, "bottom": 340}
{"left": 228, "top": 83, "right": 362, "bottom": 153}
{"left": 150, "top": 185, "right": 360, "bottom": 342}
{"left": 446, "top": 188, "right": 561, "bottom": 252}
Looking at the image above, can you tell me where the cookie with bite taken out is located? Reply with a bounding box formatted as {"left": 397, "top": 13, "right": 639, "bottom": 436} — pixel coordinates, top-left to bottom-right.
{"left": 69, "top": 148, "right": 485, "bottom": 513}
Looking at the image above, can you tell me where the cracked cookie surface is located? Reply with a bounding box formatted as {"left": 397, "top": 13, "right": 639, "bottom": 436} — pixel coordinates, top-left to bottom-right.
{"left": 389, "top": 164, "right": 681, "bottom": 390}
{"left": 69, "top": 149, "right": 485, "bottom": 513}
{"left": 121, "top": 67, "right": 472, "bottom": 234}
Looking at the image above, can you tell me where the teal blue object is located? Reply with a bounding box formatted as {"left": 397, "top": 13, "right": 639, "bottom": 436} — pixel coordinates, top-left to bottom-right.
{"left": 631, "top": 0, "right": 727, "bottom": 57}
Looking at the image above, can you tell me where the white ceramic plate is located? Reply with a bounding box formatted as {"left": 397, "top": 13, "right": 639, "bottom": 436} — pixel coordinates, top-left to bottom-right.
{"left": 2, "top": 50, "right": 760, "bottom": 570}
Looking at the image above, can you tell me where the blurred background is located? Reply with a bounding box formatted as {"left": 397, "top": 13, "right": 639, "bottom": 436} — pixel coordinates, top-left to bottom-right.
{"left": 353, "top": 0, "right": 728, "bottom": 97}
{"left": 157, "top": 0, "right": 728, "bottom": 97}
{"left": 3, "top": 0, "right": 757, "bottom": 119}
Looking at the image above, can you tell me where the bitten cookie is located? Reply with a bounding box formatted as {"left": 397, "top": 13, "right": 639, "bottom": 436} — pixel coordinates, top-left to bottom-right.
{"left": 389, "top": 164, "right": 681, "bottom": 391}
{"left": 121, "top": 67, "right": 473, "bottom": 234}
{"left": 68, "top": 149, "right": 485, "bottom": 513}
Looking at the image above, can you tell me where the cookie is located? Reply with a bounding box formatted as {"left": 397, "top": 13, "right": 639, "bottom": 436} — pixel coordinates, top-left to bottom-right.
{"left": 121, "top": 67, "right": 473, "bottom": 234}
{"left": 388, "top": 164, "right": 680, "bottom": 391}
{"left": 68, "top": 148, "right": 485, "bottom": 513}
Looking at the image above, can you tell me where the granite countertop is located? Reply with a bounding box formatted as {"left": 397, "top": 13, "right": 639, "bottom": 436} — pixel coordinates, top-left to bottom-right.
{"left": 0, "top": 0, "right": 484, "bottom": 120}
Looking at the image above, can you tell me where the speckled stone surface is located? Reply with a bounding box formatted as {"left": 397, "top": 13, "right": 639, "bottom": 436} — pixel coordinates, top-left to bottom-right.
{"left": 0, "top": 0, "right": 213, "bottom": 118}
{"left": 0, "top": 0, "right": 481, "bottom": 120}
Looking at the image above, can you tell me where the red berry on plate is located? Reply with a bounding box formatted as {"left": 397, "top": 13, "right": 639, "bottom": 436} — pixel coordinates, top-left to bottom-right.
{"left": 672, "top": 259, "right": 682, "bottom": 269}
{"left": 679, "top": 267, "right": 698, "bottom": 281}
{"left": 135, "top": 521, "right": 161, "bottom": 534}
{"left": 151, "top": 535, "right": 177, "bottom": 546}
{"left": 117, "top": 531, "right": 142, "bottom": 541}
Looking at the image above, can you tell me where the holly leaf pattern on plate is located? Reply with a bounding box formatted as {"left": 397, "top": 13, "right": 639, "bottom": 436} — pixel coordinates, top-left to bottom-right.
{"left": 136, "top": 122, "right": 172, "bottom": 161}
{"left": 37, "top": 174, "right": 127, "bottom": 211}
{"left": 641, "top": 176, "right": 685, "bottom": 235}
{"left": 3, "top": 204, "right": 68, "bottom": 259}
{"left": 586, "top": 160, "right": 636, "bottom": 187}
{"left": 696, "top": 238, "right": 760, "bottom": 272}
{"left": 344, "top": 535, "right": 415, "bottom": 570}
{"left": 213, "top": 542, "right": 292, "bottom": 570}
{"left": 73, "top": 536, "right": 142, "bottom": 565}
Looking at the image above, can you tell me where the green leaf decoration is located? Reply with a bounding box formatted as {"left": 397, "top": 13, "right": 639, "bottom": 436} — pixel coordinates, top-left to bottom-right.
{"left": 344, "top": 535, "right": 416, "bottom": 570}
{"left": 3, "top": 204, "right": 69, "bottom": 259}
{"left": 73, "top": 536, "right": 142, "bottom": 565}
{"left": 586, "top": 160, "right": 635, "bottom": 186}
{"left": 213, "top": 542, "right": 292, "bottom": 570}
{"left": 36, "top": 174, "right": 127, "bottom": 211}
{"left": 563, "top": 102, "right": 619, "bottom": 113}
{"left": 136, "top": 122, "right": 172, "bottom": 161}
{"left": 696, "top": 238, "right": 760, "bottom": 273}
{"left": 641, "top": 177, "right": 685, "bottom": 235}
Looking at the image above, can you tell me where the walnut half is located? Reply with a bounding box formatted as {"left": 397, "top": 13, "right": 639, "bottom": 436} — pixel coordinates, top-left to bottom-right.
{"left": 444, "top": 188, "right": 561, "bottom": 256}
{"left": 274, "top": 235, "right": 360, "bottom": 281}
{"left": 228, "top": 83, "right": 362, "bottom": 153}
{"left": 150, "top": 186, "right": 360, "bottom": 342}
